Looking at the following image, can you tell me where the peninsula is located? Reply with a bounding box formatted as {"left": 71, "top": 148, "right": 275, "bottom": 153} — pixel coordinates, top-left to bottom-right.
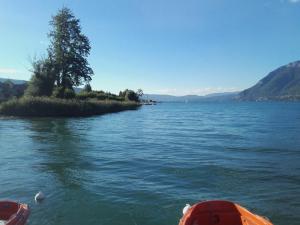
{"left": 0, "top": 7, "right": 141, "bottom": 117}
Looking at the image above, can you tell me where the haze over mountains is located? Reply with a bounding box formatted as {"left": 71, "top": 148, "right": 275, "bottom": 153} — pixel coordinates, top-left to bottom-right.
{"left": 145, "top": 60, "right": 300, "bottom": 102}
{"left": 0, "top": 78, "right": 26, "bottom": 85}
{"left": 1, "top": 60, "right": 300, "bottom": 102}
{"left": 143, "top": 92, "right": 239, "bottom": 102}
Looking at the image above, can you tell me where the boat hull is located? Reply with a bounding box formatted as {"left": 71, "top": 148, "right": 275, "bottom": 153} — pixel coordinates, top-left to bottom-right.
{"left": 179, "top": 200, "right": 273, "bottom": 225}
{"left": 0, "top": 201, "right": 30, "bottom": 225}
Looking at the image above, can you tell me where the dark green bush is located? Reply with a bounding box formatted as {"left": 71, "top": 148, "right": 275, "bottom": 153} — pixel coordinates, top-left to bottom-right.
{"left": 52, "top": 87, "right": 65, "bottom": 98}
{"left": 64, "top": 88, "right": 75, "bottom": 99}
{"left": 119, "top": 89, "right": 140, "bottom": 102}
{"left": 77, "top": 91, "right": 99, "bottom": 100}
{"left": 83, "top": 83, "right": 92, "bottom": 92}
{"left": 52, "top": 87, "right": 75, "bottom": 99}
{"left": 125, "top": 90, "right": 139, "bottom": 101}
{"left": 76, "top": 91, "right": 124, "bottom": 101}
{"left": 25, "top": 58, "right": 56, "bottom": 97}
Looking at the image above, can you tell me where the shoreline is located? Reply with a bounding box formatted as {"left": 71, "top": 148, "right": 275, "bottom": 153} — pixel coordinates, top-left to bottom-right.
{"left": 0, "top": 97, "right": 141, "bottom": 117}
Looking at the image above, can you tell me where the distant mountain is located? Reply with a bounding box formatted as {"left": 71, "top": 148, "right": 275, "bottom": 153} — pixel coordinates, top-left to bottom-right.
{"left": 0, "top": 77, "right": 83, "bottom": 93}
{"left": 0, "top": 78, "right": 28, "bottom": 101}
{"left": 0, "top": 78, "right": 27, "bottom": 85}
{"left": 202, "top": 92, "right": 239, "bottom": 101}
{"left": 239, "top": 61, "right": 300, "bottom": 101}
{"left": 143, "top": 92, "right": 239, "bottom": 102}
{"left": 142, "top": 94, "right": 179, "bottom": 102}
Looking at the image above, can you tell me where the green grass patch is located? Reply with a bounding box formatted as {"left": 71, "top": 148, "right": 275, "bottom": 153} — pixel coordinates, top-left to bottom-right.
{"left": 0, "top": 97, "right": 140, "bottom": 117}
{"left": 76, "top": 91, "right": 124, "bottom": 101}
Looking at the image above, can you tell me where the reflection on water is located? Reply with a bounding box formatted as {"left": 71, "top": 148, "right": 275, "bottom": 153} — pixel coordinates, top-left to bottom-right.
{"left": 29, "top": 119, "right": 89, "bottom": 189}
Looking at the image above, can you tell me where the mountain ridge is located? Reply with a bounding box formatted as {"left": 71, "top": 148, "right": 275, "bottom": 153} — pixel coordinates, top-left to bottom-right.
{"left": 239, "top": 61, "right": 300, "bottom": 101}
{"left": 143, "top": 92, "right": 239, "bottom": 102}
{"left": 0, "top": 78, "right": 27, "bottom": 85}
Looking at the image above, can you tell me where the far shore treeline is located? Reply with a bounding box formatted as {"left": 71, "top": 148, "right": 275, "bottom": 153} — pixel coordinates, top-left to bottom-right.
{"left": 0, "top": 7, "right": 142, "bottom": 117}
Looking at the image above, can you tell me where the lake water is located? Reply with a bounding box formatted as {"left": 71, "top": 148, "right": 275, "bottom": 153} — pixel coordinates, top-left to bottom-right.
{"left": 0, "top": 102, "right": 299, "bottom": 225}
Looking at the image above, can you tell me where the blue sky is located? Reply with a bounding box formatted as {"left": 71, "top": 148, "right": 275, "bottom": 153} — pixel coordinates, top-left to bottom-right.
{"left": 1, "top": 0, "right": 300, "bottom": 95}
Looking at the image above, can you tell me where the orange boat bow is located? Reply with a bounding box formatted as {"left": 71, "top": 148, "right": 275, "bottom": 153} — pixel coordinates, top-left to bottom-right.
{"left": 179, "top": 200, "right": 273, "bottom": 225}
{"left": 0, "top": 201, "right": 30, "bottom": 225}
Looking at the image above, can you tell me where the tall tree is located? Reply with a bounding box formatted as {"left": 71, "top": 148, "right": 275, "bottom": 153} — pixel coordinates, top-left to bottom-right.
{"left": 48, "top": 7, "right": 93, "bottom": 90}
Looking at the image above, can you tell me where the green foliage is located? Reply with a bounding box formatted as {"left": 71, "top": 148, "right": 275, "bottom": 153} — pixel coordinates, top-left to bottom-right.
{"left": 64, "top": 88, "right": 76, "bottom": 99}
{"left": 119, "top": 89, "right": 140, "bottom": 102}
{"left": 76, "top": 90, "right": 123, "bottom": 101}
{"left": 51, "top": 86, "right": 64, "bottom": 98}
{"left": 137, "top": 89, "right": 143, "bottom": 98}
{"left": 52, "top": 87, "right": 75, "bottom": 99}
{"left": 48, "top": 7, "right": 93, "bottom": 89}
{"left": 25, "top": 58, "right": 56, "bottom": 97}
{"left": 24, "top": 7, "right": 94, "bottom": 100}
{"left": 125, "top": 90, "right": 138, "bottom": 101}
{"left": 76, "top": 91, "right": 98, "bottom": 100}
{"left": 0, "top": 97, "right": 140, "bottom": 117}
{"left": 83, "top": 83, "right": 92, "bottom": 92}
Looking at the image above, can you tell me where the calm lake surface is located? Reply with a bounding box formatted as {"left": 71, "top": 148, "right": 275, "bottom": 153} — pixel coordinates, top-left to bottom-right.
{"left": 0, "top": 102, "right": 300, "bottom": 225}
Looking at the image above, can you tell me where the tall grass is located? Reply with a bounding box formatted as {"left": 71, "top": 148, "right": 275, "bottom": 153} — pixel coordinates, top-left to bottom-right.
{"left": 0, "top": 97, "right": 140, "bottom": 117}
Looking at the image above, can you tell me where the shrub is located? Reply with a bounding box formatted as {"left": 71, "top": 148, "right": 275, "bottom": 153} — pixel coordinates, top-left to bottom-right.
{"left": 64, "top": 88, "right": 75, "bottom": 99}
{"left": 76, "top": 91, "right": 99, "bottom": 100}
{"left": 83, "top": 83, "right": 92, "bottom": 92}
{"left": 125, "top": 90, "right": 139, "bottom": 101}
{"left": 25, "top": 58, "right": 56, "bottom": 97}
{"left": 52, "top": 87, "right": 64, "bottom": 98}
{"left": 52, "top": 87, "right": 75, "bottom": 99}
{"left": 76, "top": 91, "right": 124, "bottom": 101}
{"left": 119, "top": 89, "right": 140, "bottom": 102}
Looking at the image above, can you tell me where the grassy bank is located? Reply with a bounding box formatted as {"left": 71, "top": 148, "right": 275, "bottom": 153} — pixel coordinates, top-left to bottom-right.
{"left": 0, "top": 97, "right": 140, "bottom": 117}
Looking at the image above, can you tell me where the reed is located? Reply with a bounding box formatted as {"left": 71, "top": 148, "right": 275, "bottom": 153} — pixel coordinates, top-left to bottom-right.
{"left": 0, "top": 96, "right": 140, "bottom": 117}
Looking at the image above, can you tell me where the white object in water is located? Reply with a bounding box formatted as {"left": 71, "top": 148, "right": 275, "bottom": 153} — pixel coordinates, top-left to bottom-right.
{"left": 182, "top": 204, "right": 191, "bottom": 215}
{"left": 35, "top": 191, "right": 45, "bottom": 202}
